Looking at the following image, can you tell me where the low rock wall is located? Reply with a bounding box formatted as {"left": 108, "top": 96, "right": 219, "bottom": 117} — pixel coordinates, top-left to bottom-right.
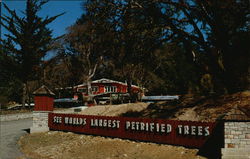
{"left": 224, "top": 122, "right": 250, "bottom": 148}
{"left": 222, "top": 122, "right": 250, "bottom": 159}
{"left": 0, "top": 113, "right": 33, "bottom": 121}
{"left": 30, "top": 111, "right": 50, "bottom": 133}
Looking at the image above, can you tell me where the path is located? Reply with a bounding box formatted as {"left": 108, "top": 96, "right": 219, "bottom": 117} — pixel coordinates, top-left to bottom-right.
{"left": 0, "top": 118, "right": 32, "bottom": 159}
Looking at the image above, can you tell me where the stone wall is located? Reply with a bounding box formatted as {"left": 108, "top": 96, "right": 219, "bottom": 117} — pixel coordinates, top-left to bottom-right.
{"left": 0, "top": 113, "right": 33, "bottom": 122}
{"left": 224, "top": 122, "right": 250, "bottom": 148}
{"left": 221, "top": 106, "right": 250, "bottom": 159}
{"left": 30, "top": 111, "right": 50, "bottom": 133}
{"left": 222, "top": 122, "right": 250, "bottom": 159}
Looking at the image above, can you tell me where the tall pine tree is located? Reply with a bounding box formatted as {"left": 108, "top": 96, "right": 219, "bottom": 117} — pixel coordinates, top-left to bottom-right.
{"left": 0, "top": 0, "right": 64, "bottom": 107}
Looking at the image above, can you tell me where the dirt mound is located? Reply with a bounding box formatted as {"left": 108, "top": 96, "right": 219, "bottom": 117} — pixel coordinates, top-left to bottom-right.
{"left": 78, "top": 91, "right": 249, "bottom": 122}
{"left": 80, "top": 102, "right": 149, "bottom": 116}
{"left": 192, "top": 91, "right": 250, "bottom": 121}
{"left": 122, "top": 91, "right": 250, "bottom": 121}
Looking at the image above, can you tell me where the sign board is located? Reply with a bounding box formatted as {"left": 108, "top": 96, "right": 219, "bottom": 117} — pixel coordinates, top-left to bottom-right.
{"left": 48, "top": 113, "right": 216, "bottom": 148}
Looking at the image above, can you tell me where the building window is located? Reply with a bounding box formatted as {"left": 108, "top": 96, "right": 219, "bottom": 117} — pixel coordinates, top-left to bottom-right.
{"left": 91, "top": 86, "right": 99, "bottom": 92}
{"left": 104, "top": 86, "right": 117, "bottom": 93}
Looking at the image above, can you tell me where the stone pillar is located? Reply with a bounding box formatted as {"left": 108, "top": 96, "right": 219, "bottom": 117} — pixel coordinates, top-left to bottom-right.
{"left": 30, "top": 111, "right": 50, "bottom": 133}
{"left": 30, "top": 85, "right": 55, "bottom": 133}
{"left": 221, "top": 106, "right": 250, "bottom": 159}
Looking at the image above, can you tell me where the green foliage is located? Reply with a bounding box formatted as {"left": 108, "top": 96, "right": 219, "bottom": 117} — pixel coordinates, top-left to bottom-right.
{"left": 0, "top": 0, "right": 64, "bottom": 103}
{"left": 157, "top": 0, "right": 250, "bottom": 93}
{"left": 1, "top": 0, "right": 64, "bottom": 82}
{"left": 76, "top": 1, "right": 165, "bottom": 96}
{"left": 70, "top": 0, "right": 249, "bottom": 95}
{"left": 1, "top": 0, "right": 249, "bottom": 101}
{"left": 147, "top": 43, "right": 200, "bottom": 95}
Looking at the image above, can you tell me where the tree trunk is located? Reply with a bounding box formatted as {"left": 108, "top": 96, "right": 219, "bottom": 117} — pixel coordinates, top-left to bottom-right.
{"left": 86, "top": 79, "right": 92, "bottom": 96}
{"left": 27, "top": 82, "right": 31, "bottom": 108}
{"left": 86, "top": 78, "right": 92, "bottom": 106}
{"left": 22, "top": 83, "right": 27, "bottom": 109}
{"left": 127, "top": 76, "right": 132, "bottom": 101}
{"left": 110, "top": 93, "right": 112, "bottom": 105}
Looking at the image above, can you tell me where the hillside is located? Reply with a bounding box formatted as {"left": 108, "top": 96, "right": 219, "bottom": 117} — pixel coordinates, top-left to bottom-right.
{"left": 18, "top": 91, "right": 249, "bottom": 159}
{"left": 120, "top": 91, "right": 250, "bottom": 121}
{"left": 78, "top": 91, "right": 250, "bottom": 121}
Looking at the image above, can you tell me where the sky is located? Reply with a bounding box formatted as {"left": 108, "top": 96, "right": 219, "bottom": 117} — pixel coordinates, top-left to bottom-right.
{"left": 1, "top": 0, "right": 84, "bottom": 38}
{"left": 1, "top": 0, "right": 84, "bottom": 59}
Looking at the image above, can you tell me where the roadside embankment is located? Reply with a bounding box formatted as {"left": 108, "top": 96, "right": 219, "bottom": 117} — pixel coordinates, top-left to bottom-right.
{"left": 0, "top": 108, "right": 75, "bottom": 122}
{"left": 79, "top": 102, "right": 149, "bottom": 116}
{"left": 0, "top": 112, "right": 33, "bottom": 122}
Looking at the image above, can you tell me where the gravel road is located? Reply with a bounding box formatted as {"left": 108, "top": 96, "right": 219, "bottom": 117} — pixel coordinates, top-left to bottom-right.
{"left": 0, "top": 118, "right": 32, "bottom": 159}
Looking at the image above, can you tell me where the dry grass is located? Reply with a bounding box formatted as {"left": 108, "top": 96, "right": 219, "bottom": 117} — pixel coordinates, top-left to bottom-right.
{"left": 18, "top": 131, "right": 206, "bottom": 159}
